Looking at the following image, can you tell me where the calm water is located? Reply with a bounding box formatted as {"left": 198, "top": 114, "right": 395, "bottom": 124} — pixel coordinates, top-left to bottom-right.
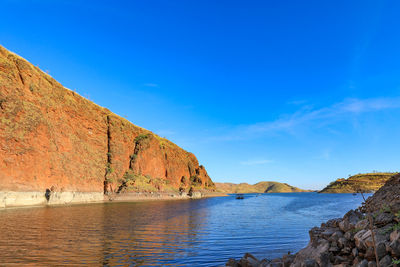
{"left": 0, "top": 193, "right": 368, "bottom": 266}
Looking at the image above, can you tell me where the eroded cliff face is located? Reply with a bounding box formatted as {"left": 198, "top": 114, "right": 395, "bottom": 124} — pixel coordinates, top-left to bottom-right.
{"left": 0, "top": 45, "right": 215, "bottom": 194}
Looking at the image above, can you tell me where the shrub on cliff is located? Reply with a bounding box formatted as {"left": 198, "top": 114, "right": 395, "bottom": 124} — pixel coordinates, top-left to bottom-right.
{"left": 117, "top": 171, "right": 178, "bottom": 193}
{"left": 134, "top": 134, "right": 150, "bottom": 143}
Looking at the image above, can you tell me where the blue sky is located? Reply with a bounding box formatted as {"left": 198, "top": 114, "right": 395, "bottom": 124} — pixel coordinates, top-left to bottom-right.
{"left": 1, "top": 0, "right": 400, "bottom": 189}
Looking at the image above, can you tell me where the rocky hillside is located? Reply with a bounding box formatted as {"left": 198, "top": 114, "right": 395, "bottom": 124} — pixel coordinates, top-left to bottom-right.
{"left": 227, "top": 173, "right": 400, "bottom": 266}
{"left": 215, "top": 181, "right": 310, "bottom": 193}
{"left": 320, "top": 173, "right": 397, "bottom": 193}
{"left": 0, "top": 45, "right": 215, "bottom": 194}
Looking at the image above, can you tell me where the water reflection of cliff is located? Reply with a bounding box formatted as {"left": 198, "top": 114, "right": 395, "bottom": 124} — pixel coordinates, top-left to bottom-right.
{"left": 101, "top": 199, "right": 208, "bottom": 266}
{"left": 0, "top": 200, "right": 208, "bottom": 266}
{"left": 0, "top": 204, "right": 106, "bottom": 265}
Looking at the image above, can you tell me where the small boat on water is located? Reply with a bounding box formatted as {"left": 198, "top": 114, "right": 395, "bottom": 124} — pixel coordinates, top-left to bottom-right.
{"left": 352, "top": 193, "right": 357, "bottom": 196}
{"left": 236, "top": 194, "right": 244, "bottom": 199}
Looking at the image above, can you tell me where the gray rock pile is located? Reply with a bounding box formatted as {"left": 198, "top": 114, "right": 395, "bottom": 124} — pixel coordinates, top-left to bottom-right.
{"left": 226, "top": 174, "right": 400, "bottom": 267}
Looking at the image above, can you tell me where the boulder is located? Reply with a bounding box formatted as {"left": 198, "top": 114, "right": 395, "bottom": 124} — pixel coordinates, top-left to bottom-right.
{"left": 268, "top": 258, "right": 283, "bottom": 267}
{"left": 259, "top": 259, "right": 271, "bottom": 267}
{"left": 339, "top": 220, "right": 351, "bottom": 232}
{"left": 293, "top": 238, "right": 330, "bottom": 266}
{"left": 329, "top": 246, "right": 340, "bottom": 253}
{"left": 342, "top": 246, "right": 352, "bottom": 254}
{"left": 355, "top": 219, "right": 369, "bottom": 230}
{"left": 226, "top": 258, "right": 239, "bottom": 267}
{"left": 376, "top": 242, "right": 387, "bottom": 260}
{"left": 339, "top": 210, "right": 362, "bottom": 232}
{"left": 354, "top": 229, "right": 388, "bottom": 250}
{"left": 338, "top": 237, "right": 348, "bottom": 248}
{"left": 390, "top": 229, "right": 400, "bottom": 242}
{"left": 365, "top": 231, "right": 388, "bottom": 249}
{"left": 353, "top": 257, "right": 363, "bottom": 266}
{"left": 269, "top": 263, "right": 283, "bottom": 267}
{"left": 322, "top": 228, "right": 339, "bottom": 239}
{"left": 344, "top": 231, "right": 353, "bottom": 241}
{"left": 318, "top": 252, "right": 331, "bottom": 267}
{"left": 302, "top": 259, "right": 318, "bottom": 267}
{"left": 324, "top": 218, "right": 342, "bottom": 228}
{"left": 378, "top": 255, "right": 392, "bottom": 266}
{"left": 329, "top": 231, "right": 344, "bottom": 243}
{"left": 364, "top": 247, "right": 375, "bottom": 261}
{"left": 333, "top": 255, "right": 348, "bottom": 264}
{"left": 355, "top": 230, "right": 368, "bottom": 250}
{"left": 239, "top": 253, "right": 261, "bottom": 267}
{"left": 356, "top": 259, "right": 368, "bottom": 267}
{"left": 388, "top": 240, "right": 400, "bottom": 257}
{"left": 374, "top": 212, "right": 395, "bottom": 226}
{"left": 238, "top": 258, "right": 253, "bottom": 267}
{"left": 352, "top": 248, "right": 359, "bottom": 257}
{"left": 282, "top": 254, "right": 295, "bottom": 267}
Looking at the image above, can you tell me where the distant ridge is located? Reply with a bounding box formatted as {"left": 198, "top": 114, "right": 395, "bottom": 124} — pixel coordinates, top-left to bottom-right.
{"left": 215, "top": 181, "right": 311, "bottom": 193}
{"left": 319, "top": 172, "right": 398, "bottom": 193}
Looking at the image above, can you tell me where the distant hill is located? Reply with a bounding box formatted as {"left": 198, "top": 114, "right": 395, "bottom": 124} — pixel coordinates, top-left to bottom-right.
{"left": 215, "top": 181, "right": 311, "bottom": 193}
{"left": 319, "top": 172, "right": 398, "bottom": 193}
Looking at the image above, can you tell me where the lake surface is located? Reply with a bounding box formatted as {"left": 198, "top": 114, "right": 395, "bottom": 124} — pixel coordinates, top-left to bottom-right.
{"left": 0, "top": 193, "right": 369, "bottom": 266}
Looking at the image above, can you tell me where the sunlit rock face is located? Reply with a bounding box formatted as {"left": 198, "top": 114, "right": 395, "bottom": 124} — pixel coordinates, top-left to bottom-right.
{"left": 0, "top": 45, "right": 215, "bottom": 195}
{"left": 319, "top": 173, "right": 397, "bottom": 193}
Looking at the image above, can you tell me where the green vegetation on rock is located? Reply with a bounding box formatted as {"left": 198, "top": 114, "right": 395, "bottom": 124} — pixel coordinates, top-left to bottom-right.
{"left": 117, "top": 171, "right": 177, "bottom": 193}
{"left": 134, "top": 133, "right": 150, "bottom": 143}
{"left": 319, "top": 172, "right": 398, "bottom": 193}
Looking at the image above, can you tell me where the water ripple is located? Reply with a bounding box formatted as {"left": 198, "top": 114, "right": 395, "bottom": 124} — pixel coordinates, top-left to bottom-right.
{"left": 0, "top": 193, "right": 366, "bottom": 266}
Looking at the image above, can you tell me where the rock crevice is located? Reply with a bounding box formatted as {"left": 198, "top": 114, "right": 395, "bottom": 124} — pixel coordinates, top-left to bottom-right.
{"left": 0, "top": 45, "right": 215, "bottom": 195}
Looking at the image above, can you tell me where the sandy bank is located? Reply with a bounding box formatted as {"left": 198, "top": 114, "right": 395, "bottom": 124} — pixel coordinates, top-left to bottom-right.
{"left": 0, "top": 191, "right": 228, "bottom": 209}
{"left": 107, "top": 191, "right": 228, "bottom": 203}
{"left": 0, "top": 191, "right": 104, "bottom": 209}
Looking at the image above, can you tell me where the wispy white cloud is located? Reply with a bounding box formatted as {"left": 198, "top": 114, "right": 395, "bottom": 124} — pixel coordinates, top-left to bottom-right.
{"left": 144, "top": 83, "right": 159, "bottom": 87}
{"left": 240, "top": 159, "right": 273, "bottom": 165}
{"left": 252, "top": 97, "right": 400, "bottom": 133}
{"left": 335, "top": 97, "right": 400, "bottom": 113}
{"left": 212, "top": 97, "right": 400, "bottom": 141}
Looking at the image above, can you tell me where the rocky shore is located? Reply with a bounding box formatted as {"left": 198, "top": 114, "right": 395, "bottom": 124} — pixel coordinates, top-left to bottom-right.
{"left": 226, "top": 174, "right": 400, "bottom": 267}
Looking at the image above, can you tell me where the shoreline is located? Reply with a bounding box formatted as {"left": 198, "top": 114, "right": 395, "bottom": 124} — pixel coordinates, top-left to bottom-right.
{"left": 0, "top": 191, "right": 228, "bottom": 210}
{"left": 109, "top": 191, "right": 227, "bottom": 203}
{"left": 226, "top": 174, "right": 400, "bottom": 267}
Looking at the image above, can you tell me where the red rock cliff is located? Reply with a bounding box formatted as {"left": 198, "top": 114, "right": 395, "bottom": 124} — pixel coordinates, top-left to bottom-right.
{"left": 0, "top": 45, "right": 215, "bottom": 193}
